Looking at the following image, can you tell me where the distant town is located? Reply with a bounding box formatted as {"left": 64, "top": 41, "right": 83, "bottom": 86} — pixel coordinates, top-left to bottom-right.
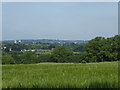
{"left": 1, "top": 39, "right": 88, "bottom": 52}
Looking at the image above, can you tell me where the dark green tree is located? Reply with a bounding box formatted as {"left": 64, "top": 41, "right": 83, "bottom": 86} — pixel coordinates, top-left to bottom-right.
{"left": 20, "top": 51, "right": 37, "bottom": 64}
{"left": 85, "top": 35, "right": 120, "bottom": 62}
{"left": 51, "top": 46, "right": 73, "bottom": 62}
{"left": 2, "top": 54, "right": 15, "bottom": 64}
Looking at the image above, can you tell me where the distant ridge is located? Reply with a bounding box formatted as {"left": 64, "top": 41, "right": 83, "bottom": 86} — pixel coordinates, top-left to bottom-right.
{"left": 2, "top": 39, "right": 88, "bottom": 44}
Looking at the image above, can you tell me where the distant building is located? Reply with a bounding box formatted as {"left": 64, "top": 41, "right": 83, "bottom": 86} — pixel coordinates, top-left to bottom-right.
{"left": 3, "top": 47, "right": 6, "bottom": 50}
{"left": 18, "top": 40, "right": 21, "bottom": 43}
{"left": 31, "top": 50, "right": 35, "bottom": 52}
{"left": 74, "top": 42, "right": 77, "bottom": 44}
{"left": 14, "top": 40, "right": 17, "bottom": 44}
{"left": 9, "top": 48, "right": 12, "bottom": 51}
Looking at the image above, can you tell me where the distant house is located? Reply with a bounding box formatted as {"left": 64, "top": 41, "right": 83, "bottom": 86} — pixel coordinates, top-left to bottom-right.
{"left": 31, "top": 50, "right": 35, "bottom": 52}
{"left": 21, "top": 49, "right": 36, "bottom": 52}
{"left": 18, "top": 40, "right": 21, "bottom": 43}
{"left": 14, "top": 40, "right": 17, "bottom": 44}
{"left": 9, "top": 48, "right": 12, "bottom": 51}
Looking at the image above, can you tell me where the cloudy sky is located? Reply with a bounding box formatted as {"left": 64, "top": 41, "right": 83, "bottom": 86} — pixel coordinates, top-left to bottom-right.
{"left": 2, "top": 2, "right": 118, "bottom": 40}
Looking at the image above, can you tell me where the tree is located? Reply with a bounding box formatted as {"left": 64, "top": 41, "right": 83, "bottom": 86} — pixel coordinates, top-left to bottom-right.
{"left": 10, "top": 51, "right": 23, "bottom": 64}
{"left": 37, "top": 54, "right": 52, "bottom": 63}
{"left": 2, "top": 54, "right": 15, "bottom": 64}
{"left": 85, "top": 35, "right": 120, "bottom": 62}
{"left": 20, "top": 51, "right": 37, "bottom": 64}
{"left": 73, "top": 44, "right": 86, "bottom": 52}
{"left": 51, "top": 46, "right": 73, "bottom": 62}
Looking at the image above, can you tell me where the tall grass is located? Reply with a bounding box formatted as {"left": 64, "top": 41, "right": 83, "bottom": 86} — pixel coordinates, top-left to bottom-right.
{"left": 2, "top": 62, "right": 118, "bottom": 88}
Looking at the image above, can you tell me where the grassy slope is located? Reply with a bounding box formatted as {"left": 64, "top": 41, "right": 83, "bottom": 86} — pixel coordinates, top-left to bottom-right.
{"left": 2, "top": 62, "right": 118, "bottom": 88}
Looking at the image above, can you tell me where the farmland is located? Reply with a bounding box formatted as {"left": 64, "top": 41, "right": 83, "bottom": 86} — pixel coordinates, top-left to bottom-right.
{"left": 2, "top": 35, "right": 119, "bottom": 88}
{"left": 2, "top": 62, "right": 118, "bottom": 88}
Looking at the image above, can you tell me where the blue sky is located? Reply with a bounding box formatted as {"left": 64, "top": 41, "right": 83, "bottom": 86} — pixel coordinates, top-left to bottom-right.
{"left": 2, "top": 2, "right": 118, "bottom": 40}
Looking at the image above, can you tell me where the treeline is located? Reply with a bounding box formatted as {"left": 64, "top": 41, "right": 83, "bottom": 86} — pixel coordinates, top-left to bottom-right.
{"left": 2, "top": 35, "right": 120, "bottom": 64}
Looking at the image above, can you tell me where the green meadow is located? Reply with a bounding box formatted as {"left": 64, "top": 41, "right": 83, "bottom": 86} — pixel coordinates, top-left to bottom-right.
{"left": 2, "top": 62, "right": 118, "bottom": 88}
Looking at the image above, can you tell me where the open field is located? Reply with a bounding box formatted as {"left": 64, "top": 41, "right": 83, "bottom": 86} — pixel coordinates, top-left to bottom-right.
{"left": 2, "top": 62, "right": 118, "bottom": 88}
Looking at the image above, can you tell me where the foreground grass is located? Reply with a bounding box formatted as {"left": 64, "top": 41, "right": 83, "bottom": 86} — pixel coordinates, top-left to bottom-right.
{"left": 2, "top": 62, "right": 118, "bottom": 88}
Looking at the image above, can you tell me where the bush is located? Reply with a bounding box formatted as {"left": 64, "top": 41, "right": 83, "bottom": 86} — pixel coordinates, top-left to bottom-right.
{"left": 2, "top": 54, "right": 15, "bottom": 64}
{"left": 51, "top": 46, "right": 73, "bottom": 62}
{"left": 37, "top": 54, "right": 52, "bottom": 63}
{"left": 81, "top": 60, "right": 87, "bottom": 64}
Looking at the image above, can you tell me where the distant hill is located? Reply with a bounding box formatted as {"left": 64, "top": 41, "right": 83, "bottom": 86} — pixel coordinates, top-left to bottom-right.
{"left": 2, "top": 39, "right": 88, "bottom": 44}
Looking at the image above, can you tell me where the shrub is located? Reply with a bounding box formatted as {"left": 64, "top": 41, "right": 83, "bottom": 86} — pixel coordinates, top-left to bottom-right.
{"left": 2, "top": 54, "right": 15, "bottom": 64}
{"left": 81, "top": 60, "right": 87, "bottom": 64}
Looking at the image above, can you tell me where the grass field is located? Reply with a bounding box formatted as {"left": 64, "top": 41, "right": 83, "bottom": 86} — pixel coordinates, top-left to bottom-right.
{"left": 2, "top": 62, "right": 118, "bottom": 88}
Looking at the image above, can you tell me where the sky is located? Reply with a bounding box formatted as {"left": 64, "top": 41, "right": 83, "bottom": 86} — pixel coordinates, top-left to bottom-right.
{"left": 2, "top": 2, "right": 118, "bottom": 40}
